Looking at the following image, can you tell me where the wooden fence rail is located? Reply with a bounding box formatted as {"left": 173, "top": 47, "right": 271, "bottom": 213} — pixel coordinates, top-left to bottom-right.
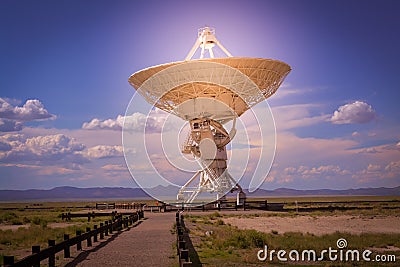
{"left": 61, "top": 210, "right": 142, "bottom": 222}
{"left": 147, "top": 200, "right": 270, "bottom": 213}
{"left": 95, "top": 203, "right": 145, "bottom": 210}
{"left": 2, "top": 211, "right": 144, "bottom": 267}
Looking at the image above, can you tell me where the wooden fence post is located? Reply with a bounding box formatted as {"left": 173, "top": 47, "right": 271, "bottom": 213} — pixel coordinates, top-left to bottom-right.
{"left": 48, "top": 240, "right": 56, "bottom": 267}
{"left": 94, "top": 225, "right": 98, "bottom": 242}
{"left": 179, "top": 240, "right": 186, "bottom": 250}
{"left": 32, "top": 245, "right": 40, "bottom": 267}
{"left": 105, "top": 221, "right": 109, "bottom": 236}
{"left": 64, "top": 234, "right": 70, "bottom": 258}
{"left": 109, "top": 220, "right": 113, "bottom": 234}
{"left": 116, "top": 218, "right": 120, "bottom": 231}
{"left": 177, "top": 226, "right": 183, "bottom": 236}
{"left": 180, "top": 249, "right": 189, "bottom": 261}
{"left": 100, "top": 223, "right": 104, "bottom": 239}
{"left": 3, "top": 256, "right": 14, "bottom": 266}
{"left": 76, "top": 230, "right": 82, "bottom": 250}
{"left": 86, "top": 227, "right": 92, "bottom": 247}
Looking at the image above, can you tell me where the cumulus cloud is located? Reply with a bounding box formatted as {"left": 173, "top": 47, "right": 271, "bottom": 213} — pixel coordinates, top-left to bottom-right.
{"left": 25, "top": 134, "right": 84, "bottom": 156}
{"left": 82, "top": 111, "right": 170, "bottom": 133}
{"left": 299, "top": 165, "right": 350, "bottom": 178}
{"left": 330, "top": 101, "right": 376, "bottom": 124}
{"left": 367, "top": 164, "right": 382, "bottom": 172}
{"left": 277, "top": 164, "right": 351, "bottom": 183}
{"left": 0, "top": 98, "right": 56, "bottom": 122}
{"left": 0, "top": 118, "right": 23, "bottom": 132}
{"left": 82, "top": 116, "right": 124, "bottom": 130}
{"left": 84, "top": 145, "right": 124, "bottom": 159}
{"left": 384, "top": 160, "right": 400, "bottom": 174}
{"left": 352, "top": 161, "right": 400, "bottom": 182}
{"left": 358, "top": 147, "right": 380, "bottom": 154}
{"left": 0, "top": 98, "right": 56, "bottom": 132}
{"left": 0, "top": 140, "right": 12, "bottom": 151}
{"left": 0, "top": 133, "right": 85, "bottom": 163}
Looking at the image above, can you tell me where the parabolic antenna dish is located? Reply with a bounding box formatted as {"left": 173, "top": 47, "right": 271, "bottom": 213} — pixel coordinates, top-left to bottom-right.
{"left": 126, "top": 27, "right": 291, "bottom": 204}
{"left": 129, "top": 57, "right": 290, "bottom": 122}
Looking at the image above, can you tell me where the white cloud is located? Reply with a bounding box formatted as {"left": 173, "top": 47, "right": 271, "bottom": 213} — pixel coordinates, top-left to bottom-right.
{"left": 0, "top": 98, "right": 56, "bottom": 132}
{"left": 367, "top": 164, "right": 382, "bottom": 172}
{"left": 292, "top": 164, "right": 350, "bottom": 179}
{"left": 358, "top": 147, "right": 380, "bottom": 154}
{"left": 330, "top": 101, "right": 376, "bottom": 124}
{"left": 85, "top": 145, "right": 123, "bottom": 159}
{"left": 0, "top": 119, "right": 23, "bottom": 132}
{"left": 0, "top": 133, "right": 86, "bottom": 163}
{"left": 352, "top": 161, "right": 400, "bottom": 182}
{"left": 25, "top": 134, "right": 85, "bottom": 156}
{"left": 82, "top": 112, "right": 167, "bottom": 133}
{"left": 82, "top": 116, "right": 124, "bottom": 130}
{"left": 384, "top": 160, "right": 400, "bottom": 174}
{"left": 0, "top": 98, "right": 56, "bottom": 122}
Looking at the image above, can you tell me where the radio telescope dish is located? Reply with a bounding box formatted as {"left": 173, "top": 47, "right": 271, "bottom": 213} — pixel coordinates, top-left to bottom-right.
{"left": 128, "top": 27, "right": 291, "bottom": 204}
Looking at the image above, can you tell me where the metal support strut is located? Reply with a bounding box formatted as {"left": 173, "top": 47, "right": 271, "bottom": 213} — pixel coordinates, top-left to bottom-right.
{"left": 177, "top": 117, "right": 244, "bottom": 203}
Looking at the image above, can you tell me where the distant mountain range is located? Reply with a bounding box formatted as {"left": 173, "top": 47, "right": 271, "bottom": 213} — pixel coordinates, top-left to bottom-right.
{"left": 0, "top": 185, "right": 399, "bottom": 201}
{"left": 246, "top": 186, "right": 400, "bottom": 197}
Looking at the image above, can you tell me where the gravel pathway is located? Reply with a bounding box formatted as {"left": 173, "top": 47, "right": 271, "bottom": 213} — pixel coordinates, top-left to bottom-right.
{"left": 65, "top": 212, "right": 176, "bottom": 267}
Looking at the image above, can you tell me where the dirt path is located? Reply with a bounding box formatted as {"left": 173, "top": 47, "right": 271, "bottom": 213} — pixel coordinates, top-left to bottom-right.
{"left": 64, "top": 212, "right": 176, "bottom": 267}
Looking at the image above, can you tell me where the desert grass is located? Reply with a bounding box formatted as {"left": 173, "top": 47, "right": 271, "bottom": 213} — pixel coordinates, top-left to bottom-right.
{"left": 185, "top": 210, "right": 400, "bottom": 266}
{"left": 0, "top": 223, "right": 94, "bottom": 249}
{"left": 196, "top": 196, "right": 400, "bottom": 219}
{"left": 0, "top": 200, "right": 148, "bottom": 264}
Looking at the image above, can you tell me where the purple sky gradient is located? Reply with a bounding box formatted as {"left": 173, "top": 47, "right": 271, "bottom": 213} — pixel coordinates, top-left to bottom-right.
{"left": 0, "top": 0, "right": 399, "bottom": 190}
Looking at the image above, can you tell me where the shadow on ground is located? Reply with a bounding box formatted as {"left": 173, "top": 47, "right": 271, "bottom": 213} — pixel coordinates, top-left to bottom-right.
{"left": 181, "top": 218, "right": 202, "bottom": 267}
{"left": 64, "top": 220, "right": 144, "bottom": 267}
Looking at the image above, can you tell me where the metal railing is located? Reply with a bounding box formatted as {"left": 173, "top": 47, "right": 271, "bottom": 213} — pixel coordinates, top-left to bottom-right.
{"left": 176, "top": 212, "right": 193, "bottom": 266}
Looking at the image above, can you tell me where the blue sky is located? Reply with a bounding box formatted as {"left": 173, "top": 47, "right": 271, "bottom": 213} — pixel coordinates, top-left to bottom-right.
{"left": 1, "top": 0, "right": 399, "bottom": 190}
